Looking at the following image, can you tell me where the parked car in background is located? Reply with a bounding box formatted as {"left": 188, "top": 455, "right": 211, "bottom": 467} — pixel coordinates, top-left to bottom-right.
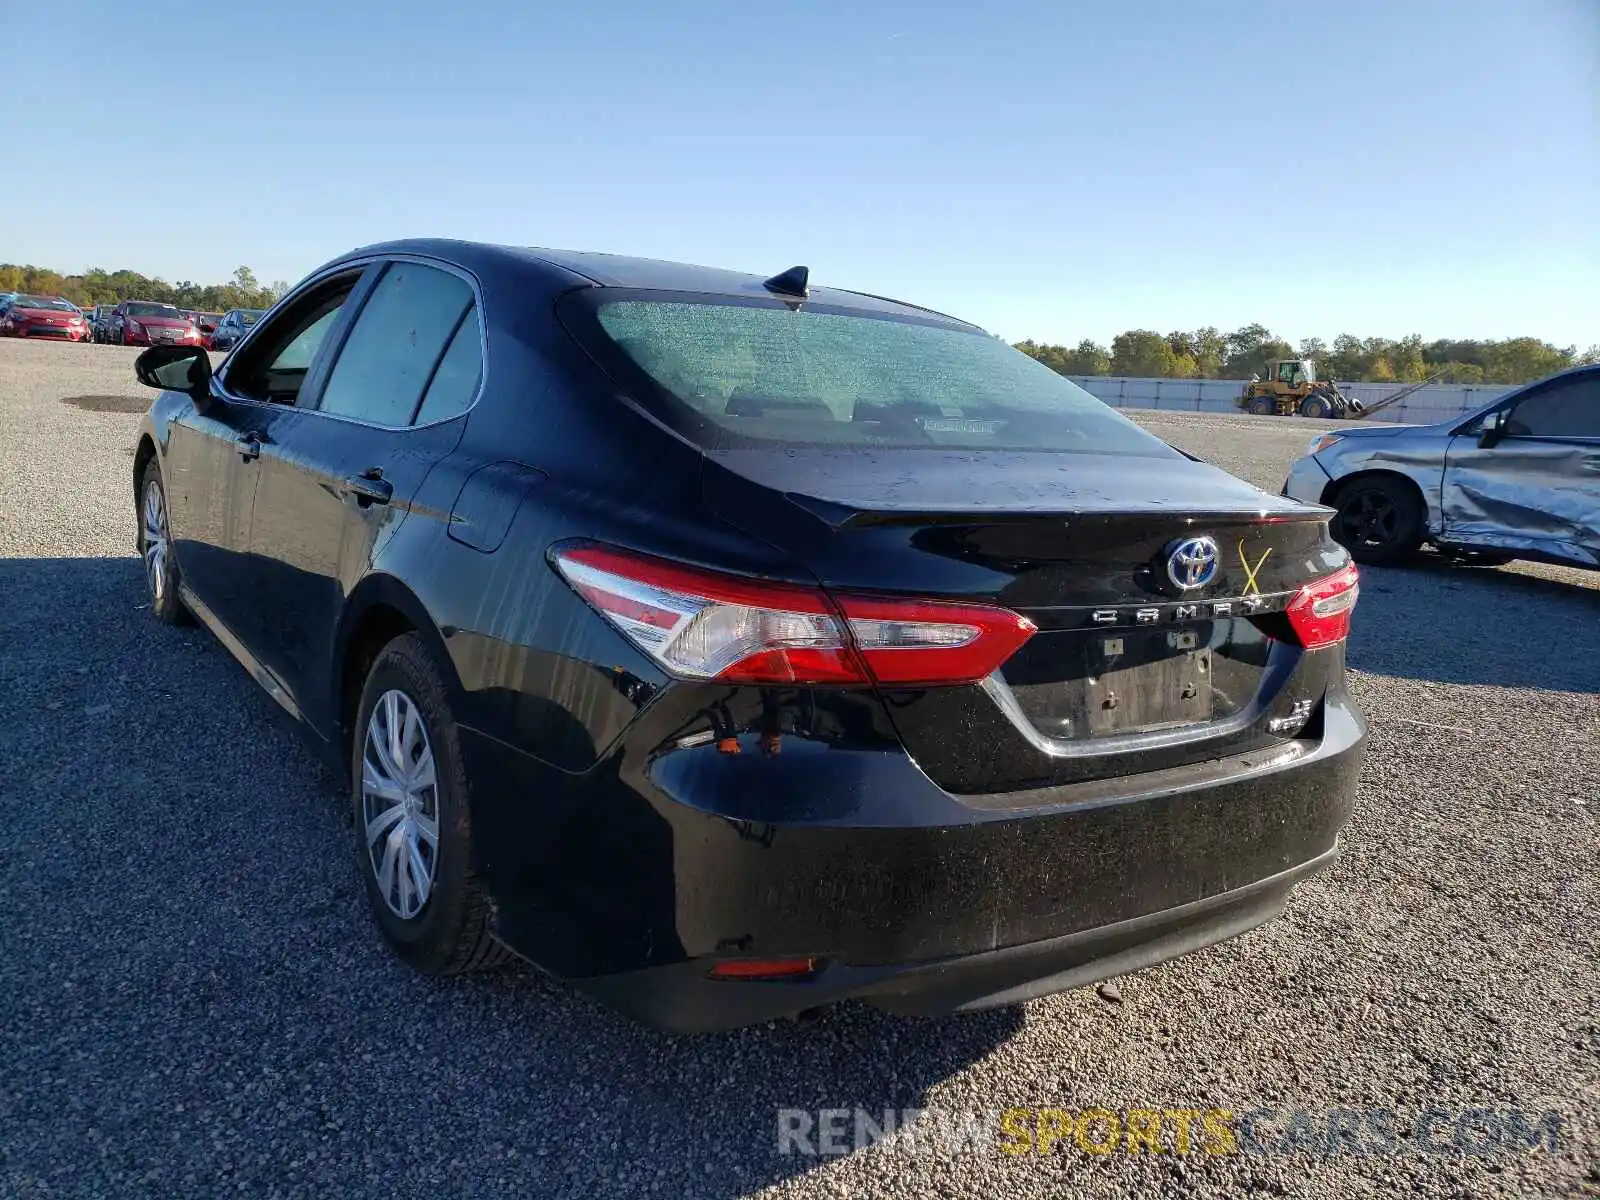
{"left": 195, "top": 312, "right": 224, "bottom": 349}
{"left": 89, "top": 304, "right": 117, "bottom": 342}
{"left": 129, "top": 239, "right": 1366, "bottom": 1032}
{"left": 108, "top": 300, "right": 200, "bottom": 347}
{"left": 209, "top": 308, "right": 264, "bottom": 350}
{"left": 1284, "top": 364, "right": 1600, "bottom": 569}
{"left": 0, "top": 294, "right": 90, "bottom": 341}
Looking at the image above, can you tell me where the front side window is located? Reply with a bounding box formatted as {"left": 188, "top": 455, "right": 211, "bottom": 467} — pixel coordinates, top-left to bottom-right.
{"left": 1505, "top": 374, "right": 1600, "bottom": 439}
{"left": 226, "top": 274, "right": 361, "bottom": 404}
{"left": 274, "top": 309, "right": 341, "bottom": 371}
{"left": 317, "top": 262, "right": 474, "bottom": 427}
{"left": 584, "top": 297, "right": 1175, "bottom": 456}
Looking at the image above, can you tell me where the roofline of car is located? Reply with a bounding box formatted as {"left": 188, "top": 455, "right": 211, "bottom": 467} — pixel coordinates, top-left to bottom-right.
{"left": 326, "top": 240, "right": 982, "bottom": 331}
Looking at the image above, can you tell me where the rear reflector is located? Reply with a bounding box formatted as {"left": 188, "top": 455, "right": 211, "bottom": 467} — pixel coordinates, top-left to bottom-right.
{"left": 1284, "top": 564, "right": 1359, "bottom": 649}
{"left": 707, "top": 958, "right": 817, "bottom": 980}
{"left": 551, "top": 544, "right": 1036, "bottom": 687}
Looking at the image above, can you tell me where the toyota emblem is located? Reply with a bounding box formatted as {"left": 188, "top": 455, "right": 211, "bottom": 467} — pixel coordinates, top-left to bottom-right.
{"left": 1165, "top": 536, "right": 1220, "bottom": 591}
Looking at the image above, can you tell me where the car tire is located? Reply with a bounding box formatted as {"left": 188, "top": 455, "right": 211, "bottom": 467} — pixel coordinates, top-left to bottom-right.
{"left": 1331, "top": 476, "right": 1425, "bottom": 566}
{"left": 1299, "top": 396, "right": 1329, "bottom": 418}
{"left": 351, "top": 634, "right": 511, "bottom": 976}
{"left": 137, "top": 461, "right": 190, "bottom": 625}
{"left": 1247, "top": 396, "right": 1276, "bottom": 416}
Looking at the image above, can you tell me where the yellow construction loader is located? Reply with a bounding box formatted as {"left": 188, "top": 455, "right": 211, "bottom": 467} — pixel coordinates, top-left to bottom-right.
{"left": 1237, "top": 359, "right": 1363, "bottom": 418}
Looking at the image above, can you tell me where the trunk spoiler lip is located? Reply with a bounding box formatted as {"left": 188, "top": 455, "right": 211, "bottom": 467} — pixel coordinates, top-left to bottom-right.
{"left": 782, "top": 490, "right": 1330, "bottom": 531}
{"left": 698, "top": 448, "right": 1323, "bottom": 531}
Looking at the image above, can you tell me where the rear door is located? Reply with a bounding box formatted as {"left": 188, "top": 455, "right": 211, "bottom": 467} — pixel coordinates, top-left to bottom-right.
{"left": 240, "top": 258, "right": 484, "bottom": 730}
{"left": 1442, "top": 369, "right": 1600, "bottom": 564}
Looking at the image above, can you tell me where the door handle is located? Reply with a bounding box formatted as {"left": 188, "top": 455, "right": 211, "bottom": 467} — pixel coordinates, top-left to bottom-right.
{"left": 237, "top": 431, "right": 265, "bottom": 462}
{"left": 345, "top": 469, "right": 393, "bottom": 506}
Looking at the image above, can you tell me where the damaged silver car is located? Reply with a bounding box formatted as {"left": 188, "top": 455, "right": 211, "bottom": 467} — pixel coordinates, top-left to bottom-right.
{"left": 1283, "top": 365, "right": 1599, "bottom": 568}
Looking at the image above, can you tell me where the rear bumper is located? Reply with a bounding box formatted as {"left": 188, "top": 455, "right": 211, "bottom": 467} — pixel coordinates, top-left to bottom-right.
{"left": 583, "top": 844, "right": 1336, "bottom": 1032}
{"left": 462, "top": 683, "right": 1366, "bottom": 1031}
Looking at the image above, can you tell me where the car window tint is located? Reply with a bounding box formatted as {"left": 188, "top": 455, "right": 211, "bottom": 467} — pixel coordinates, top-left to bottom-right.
{"left": 318, "top": 262, "right": 473, "bottom": 427}
{"left": 225, "top": 274, "right": 360, "bottom": 404}
{"left": 272, "top": 308, "right": 341, "bottom": 372}
{"left": 1507, "top": 376, "right": 1600, "bottom": 439}
{"left": 413, "top": 306, "right": 483, "bottom": 424}
{"left": 591, "top": 299, "right": 1175, "bottom": 456}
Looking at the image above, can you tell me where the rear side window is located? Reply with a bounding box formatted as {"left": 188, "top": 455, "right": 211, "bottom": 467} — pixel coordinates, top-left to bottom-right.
{"left": 414, "top": 306, "right": 483, "bottom": 425}
{"left": 589, "top": 298, "right": 1174, "bottom": 455}
{"left": 318, "top": 262, "right": 473, "bottom": 427}
{"left": 1506, "top": 374, "right": 1600, "bottom": 439}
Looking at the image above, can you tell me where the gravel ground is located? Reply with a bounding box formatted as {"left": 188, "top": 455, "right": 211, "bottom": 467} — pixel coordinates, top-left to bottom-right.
{"left": 1, "top": 338, "right": 1595, "bottom": 1199}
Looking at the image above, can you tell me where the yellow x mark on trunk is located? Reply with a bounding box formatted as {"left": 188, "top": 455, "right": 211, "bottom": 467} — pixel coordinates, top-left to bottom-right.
{"left": 1238, "top": 540, "right": 1273, "bottom": 596}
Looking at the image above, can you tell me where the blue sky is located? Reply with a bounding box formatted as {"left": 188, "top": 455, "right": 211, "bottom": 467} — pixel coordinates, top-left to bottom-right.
{"left": 2, "top": 0, "right": 1595, "bottom": 347}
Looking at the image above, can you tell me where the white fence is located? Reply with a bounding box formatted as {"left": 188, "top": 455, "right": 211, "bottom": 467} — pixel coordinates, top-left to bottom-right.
{"left": 1066, "top": 376, "right": 1516, "bottom": 425}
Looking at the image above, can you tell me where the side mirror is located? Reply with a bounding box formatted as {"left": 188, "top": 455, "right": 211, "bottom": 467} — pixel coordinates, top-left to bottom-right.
{"left": 135, "top": 345, "right": 213, "bottom": 404}
{"left": 1478, "top": 408, "right": 1508, "bottom": 448}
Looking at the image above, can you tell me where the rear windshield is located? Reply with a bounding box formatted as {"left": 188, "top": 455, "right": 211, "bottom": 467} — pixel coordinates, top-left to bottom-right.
{"left": 127, "top": 302, "right": 181, "bottom": 317}
{"left": 589, "top": 298, "right": 1173, "bottom": 455}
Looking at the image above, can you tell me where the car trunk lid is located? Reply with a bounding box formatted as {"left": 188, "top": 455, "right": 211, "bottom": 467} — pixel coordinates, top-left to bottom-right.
{"left": 703, "top": 447, "right": 1349, "bottom": 793}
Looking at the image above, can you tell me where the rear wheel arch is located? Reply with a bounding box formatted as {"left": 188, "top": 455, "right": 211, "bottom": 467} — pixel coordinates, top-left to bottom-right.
{"left": 335, "top": 576, "right": 462, "bottom": 761}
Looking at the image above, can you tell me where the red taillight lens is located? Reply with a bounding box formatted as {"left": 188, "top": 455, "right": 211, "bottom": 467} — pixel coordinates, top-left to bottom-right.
{"left": 707, "top": 958, "right": 817, "bottom": 980}
{"left": 832, "top": 593, "right": 1036, "bottom": 686}
{"left": 551, "top": 544, "right": 1036, "bottom": 687}
{"left": 1284, "top": 564, "right": 1359, "bottom": 649}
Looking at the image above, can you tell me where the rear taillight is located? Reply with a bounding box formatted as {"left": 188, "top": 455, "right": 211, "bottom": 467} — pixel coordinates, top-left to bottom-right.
{"left": 1283, "top": 564, "right": 1359, "bottom": 649}
{"left": 551, "top": 544, "right": 1036, "bottom": 687}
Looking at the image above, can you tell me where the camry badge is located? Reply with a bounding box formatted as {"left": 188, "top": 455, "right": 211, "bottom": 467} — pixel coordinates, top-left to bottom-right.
{"left": 1166, "top": 537, "right": 1220, "bottom": 591}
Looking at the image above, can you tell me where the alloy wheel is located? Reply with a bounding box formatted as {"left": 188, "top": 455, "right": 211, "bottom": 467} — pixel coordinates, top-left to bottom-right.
{"left": 1339, "top": 490, "right": 1398, "bottom": 546}
{"left": 141, "top": 478, "right": 169, "bottom": 603}
{"left": 362, "top": 689, "right": 440, "bottom": 920}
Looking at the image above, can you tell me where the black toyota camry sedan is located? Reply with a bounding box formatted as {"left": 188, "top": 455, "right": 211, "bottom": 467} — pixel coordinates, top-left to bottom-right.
{"left": 131, "top": 240, "right": 1365, "bottom": 1031}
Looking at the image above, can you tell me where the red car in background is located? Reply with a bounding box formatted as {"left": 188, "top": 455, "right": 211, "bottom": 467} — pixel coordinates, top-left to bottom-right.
{"left": 0, "top": 295, "right": 90, "bottom": 340}
{"left": 107, "top": 300, "right": 201, "bottom": 347}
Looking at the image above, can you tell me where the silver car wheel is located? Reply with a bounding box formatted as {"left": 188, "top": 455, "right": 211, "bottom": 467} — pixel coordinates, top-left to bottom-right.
{"left": 362, "top": 689, "right": 440, "bottom": 920}
{"left": 141, "top": 478, "right": 169, "bottom": 603}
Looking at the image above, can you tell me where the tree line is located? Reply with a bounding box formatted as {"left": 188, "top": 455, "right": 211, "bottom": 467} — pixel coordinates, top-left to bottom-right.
{"left": 1016, "top": 326, "right": 1598, "bottom": 386}
{"left": 5, "top": 258, "right": 1591, "bottom": 386}
{"left": 0, "top": 263, "right": 287, "bottom": 314}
